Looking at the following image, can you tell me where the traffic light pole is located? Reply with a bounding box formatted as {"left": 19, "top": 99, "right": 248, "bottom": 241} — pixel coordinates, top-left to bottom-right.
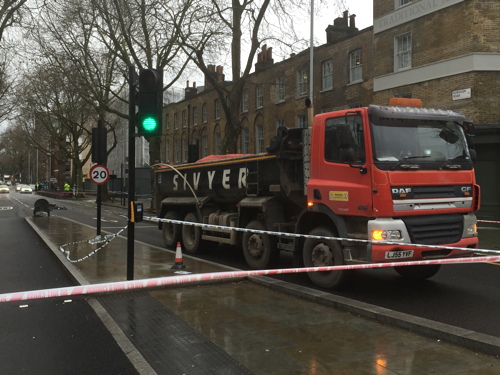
{"left": 127, "top": 66, "right": 137, "bottom": 281}
{"left": 96, "top": 119, "right": 104, "bottom": 238}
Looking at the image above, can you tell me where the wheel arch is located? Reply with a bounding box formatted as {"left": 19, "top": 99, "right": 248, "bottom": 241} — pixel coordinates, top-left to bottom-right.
{"left": 294, "top": 204, "right": 348, "bottom": 263}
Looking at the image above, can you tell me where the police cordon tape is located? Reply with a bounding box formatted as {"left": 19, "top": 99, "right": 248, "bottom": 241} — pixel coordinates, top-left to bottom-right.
{"left": 478, "top": 219, "right": 500, "bottom": 224}
{"left": 58, "top": 216, "right": 500, "bottom": 263}
{"left": 1, "top": 253, "right": 500, "bottom": 303}
{"left": 59, "top": 227, "right": 127, "bottom": 263}
{"left": 144, "top": 216, "right": 500, "bottom": 255}
{"left": 6, "top": 216, "right": 500, "bottom": 303}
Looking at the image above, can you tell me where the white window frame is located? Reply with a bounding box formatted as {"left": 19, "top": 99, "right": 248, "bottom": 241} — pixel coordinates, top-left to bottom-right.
{"left": 255, "top": 124, "right": 264, "bottom": 153}
{"left": 256, "top": 85, "right": 263, "bottom": 109}
{"left": 202, "top": 103, "right": 207, "bottom": 123}
{"left": 349, "top": 49, "right": 362, "bottom": 83}
{"left": 296, "top": 68, "right": 308, "bottom": 97}
{"left": 240, "top": 127, "right": 249, "bottom": 153}
{"left": 182, "top": 137, "right": 188, "bottom": 162}
{"left": 276, "top": 118, "right": 285, "bottom": 130}
{"left": 174, "top": 139, "right": 180, "bottom": 163}
{"left": 322, "top": 59, "right": 333, "bottom": 90}
{"left": 276, "top": 76, "right": 285, "bottom": 103}
{"left": 192, "top": 106, "right": 197, "bottom": 126}
{"left": 296, "top": 114, "right": 308, "bottom": 128}
{"left": 214, "top": 131, "right": 221, "bottom": 155}
{"left": 241, "top": 89, "right": 248, "bottom": 113}
{"left": 395, "top": 32, "right": 412, "bottom": 71}
{"left": 215, "top": 98, "right": 221, "bottom": 119}
{"left": 201, "top": 134, "right": 208, "bottom": 158}
{"left": 165, "top": 139, "right": 170, "bottom": 162}
{"left": 396, "top": 0, "right": 412, "bottom": 8}
{"left": 174, "top": 112, "right": 179, "bottom": 130}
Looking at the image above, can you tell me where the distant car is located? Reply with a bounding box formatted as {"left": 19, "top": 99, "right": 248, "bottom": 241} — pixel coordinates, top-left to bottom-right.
{"left": 0, "top": 185, "right": 9, "bottom": 194}
{"left": 20, "top": 185, "right": 33, "bottom": 194}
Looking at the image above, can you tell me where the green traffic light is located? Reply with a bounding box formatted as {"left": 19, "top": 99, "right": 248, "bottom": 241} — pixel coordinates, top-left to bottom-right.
{"left": 141, "top": 117, "right": 158, "bottom": 132}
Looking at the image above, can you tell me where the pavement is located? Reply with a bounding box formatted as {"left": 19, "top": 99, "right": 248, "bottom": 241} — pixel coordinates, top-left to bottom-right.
{"left": 22, "top": 202, "right": 500, "bottom": 375}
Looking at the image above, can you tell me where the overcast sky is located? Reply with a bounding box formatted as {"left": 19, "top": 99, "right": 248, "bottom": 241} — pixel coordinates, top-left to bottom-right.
{"left": 311, "top": 0, "right": 373, "bottom": 41}
{"left": 175, "top": 0, "right": 374, "bottom": 90}
{"left": 342, "top": 0, "right": 373, "bottom": 29}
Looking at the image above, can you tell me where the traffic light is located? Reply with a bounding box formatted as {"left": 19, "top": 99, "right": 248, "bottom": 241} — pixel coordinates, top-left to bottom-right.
{"left": 137, "top": 68, "right": 163, "bottom": 138}
{"left": 91, "top": 120, "right": 107, "bottom": 164}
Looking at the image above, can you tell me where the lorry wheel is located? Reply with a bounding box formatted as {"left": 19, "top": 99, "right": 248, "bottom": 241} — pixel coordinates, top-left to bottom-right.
{"left": 163, "top": 211, "right": 181, "bottom": 250}
{"left": 303, "top": 227, "right": 345, "bottom": 289}
{"left": 394, "top": 264, "right": 441, "bottom": 279}
{"left": 242, "top": 220, "right": 279, "bottom": 269}
{"left": 181, "top": 212, "right": 204, "bottom": 254}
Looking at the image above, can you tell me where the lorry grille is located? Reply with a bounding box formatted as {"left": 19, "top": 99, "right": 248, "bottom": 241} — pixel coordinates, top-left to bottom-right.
{"left": 401, "top": 214, "right": 463, "bottom": 245}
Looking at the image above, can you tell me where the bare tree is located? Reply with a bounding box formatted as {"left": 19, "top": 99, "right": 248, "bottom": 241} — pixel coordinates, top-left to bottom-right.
{"left": 176, "top": 0, "right": 348, "bottom": 153}
{"left": 21, "top": 0, "right": 196, "bottom": 165}
{"left": 0, "top": 0, "right": 30, "bottom": 123}
{"left": 16, "top": 62, "right": 95, "bottom": 191}
{"left": 0, "top": 0, "right": 28, "bottom": 41}
{"left": 0, "top": 123, "right": 31, "bottom": 182}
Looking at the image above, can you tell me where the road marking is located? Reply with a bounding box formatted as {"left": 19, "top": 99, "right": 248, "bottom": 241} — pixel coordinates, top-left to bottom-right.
{"left": 0, "top": 206, "right": 13, "bottom": 210}
{"left": 93, "top": 218, "right": 118, "bottom": 223}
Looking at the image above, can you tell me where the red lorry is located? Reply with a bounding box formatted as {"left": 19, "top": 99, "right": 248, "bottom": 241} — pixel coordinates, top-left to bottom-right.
{"left": 155, "top": 99, "right": 479, "bottom": 288}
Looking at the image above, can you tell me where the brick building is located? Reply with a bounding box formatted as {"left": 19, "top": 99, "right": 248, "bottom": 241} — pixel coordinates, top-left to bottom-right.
{"left": 162, "top": 0, "right": 500, "bottom": 219}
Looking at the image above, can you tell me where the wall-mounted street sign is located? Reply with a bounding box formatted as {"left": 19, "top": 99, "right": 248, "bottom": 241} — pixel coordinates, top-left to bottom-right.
{"left": 452, "top": 88, "right": 471, "bottom": 101}
{"left": 90, "top": 165, "right": 110, "bottom": 185}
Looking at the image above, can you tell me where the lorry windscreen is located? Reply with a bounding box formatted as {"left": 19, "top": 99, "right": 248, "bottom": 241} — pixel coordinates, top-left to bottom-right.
{"left": 370, "top": 119, "right": 473, "bottom": 171}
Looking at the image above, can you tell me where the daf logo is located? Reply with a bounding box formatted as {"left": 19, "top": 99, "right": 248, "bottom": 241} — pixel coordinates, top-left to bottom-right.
{"left": 392, "top": 188, "right": 412, "bottom": 194}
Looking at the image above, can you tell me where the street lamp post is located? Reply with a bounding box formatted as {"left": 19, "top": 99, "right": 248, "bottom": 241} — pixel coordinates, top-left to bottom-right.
{"left": 308, "top": 0, "right": 315, "bottom": 127}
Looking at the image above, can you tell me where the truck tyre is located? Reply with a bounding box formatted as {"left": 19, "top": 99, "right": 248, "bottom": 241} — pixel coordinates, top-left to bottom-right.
{"left": 242, "top": 220, "right": 279, "bottom": 269}
{"left": 162, "top": 211, "right": 181, "bottom": 250}
{"left": 394, "top": 264, "right": 441, "bottom": 279}
{"left": 181, "top": 212, "right": 204, "bottom": 254}
{"left": 303, "top": 227, "right": 345, "bottom": 289}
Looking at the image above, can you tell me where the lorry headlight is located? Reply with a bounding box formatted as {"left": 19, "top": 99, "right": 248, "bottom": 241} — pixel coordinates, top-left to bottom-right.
{"left": 466, "top": 223, "right": 477, "bottom": 236}
{"left": 372, "top": 230, "right": 402, "bottom": 241}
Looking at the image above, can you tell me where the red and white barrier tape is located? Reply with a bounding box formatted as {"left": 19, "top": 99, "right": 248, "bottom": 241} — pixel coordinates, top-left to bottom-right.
{"left": 478, "top": 219, "right": 500, "bottom": 224}
{"left": 146, "top": 216, "right": 498, "bottom": 255}
{"left": 55, "top": 217, "right": 499, "bottom": 264}
{"left": 59, "top": 226, "right": 128, "bottom": 263}
{"left": 1, "top": 255, "right": 499, "bottom": 303}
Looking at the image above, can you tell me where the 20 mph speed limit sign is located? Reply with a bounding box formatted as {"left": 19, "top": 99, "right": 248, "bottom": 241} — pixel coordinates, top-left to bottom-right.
{"left": 90, "top": 165, "right": 110, "bottom": 185}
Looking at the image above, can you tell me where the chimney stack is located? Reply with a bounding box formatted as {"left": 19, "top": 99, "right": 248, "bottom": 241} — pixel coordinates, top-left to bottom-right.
{"left": 255, "top": 44, "right": 275, "bottom": 72}
{"left": 326, "top": 11, "right": 358, "bottom": 44}
{"left": 184, "top": 81, "right": 198, "bottom": 100}
{"left": 205, "top": 65, "right": 225, "bottom": 89}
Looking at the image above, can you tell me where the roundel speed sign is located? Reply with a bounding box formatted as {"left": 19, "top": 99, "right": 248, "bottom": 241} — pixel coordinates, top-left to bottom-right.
{"left": 90, "top": 165, "right": 110, "bottom": 185}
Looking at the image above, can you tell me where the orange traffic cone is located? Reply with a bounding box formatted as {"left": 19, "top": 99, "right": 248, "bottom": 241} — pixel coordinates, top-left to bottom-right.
{"left": 171, "top": 242, "right": 187, "bottom": 270}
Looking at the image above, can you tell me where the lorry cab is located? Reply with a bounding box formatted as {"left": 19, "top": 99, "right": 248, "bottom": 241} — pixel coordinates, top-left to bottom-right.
{"left": 305, "top": 100, "right": 479, "bottom": 285}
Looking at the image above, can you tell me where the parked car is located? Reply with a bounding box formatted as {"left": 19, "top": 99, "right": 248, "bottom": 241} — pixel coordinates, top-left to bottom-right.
{"left": 20, "top": 185, "right": 33, "bottom": 194}
{"left": 0, "top": 185, "right": 9, "bottom": 193}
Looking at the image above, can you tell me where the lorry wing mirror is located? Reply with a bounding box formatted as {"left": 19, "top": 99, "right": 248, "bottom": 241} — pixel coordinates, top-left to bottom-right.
{"left": 463, "top": 121, "right": 475, "bottom": 136}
